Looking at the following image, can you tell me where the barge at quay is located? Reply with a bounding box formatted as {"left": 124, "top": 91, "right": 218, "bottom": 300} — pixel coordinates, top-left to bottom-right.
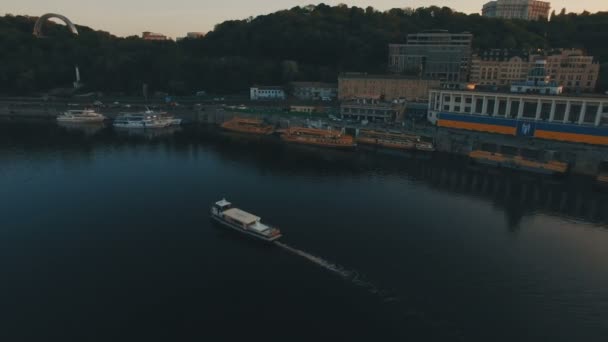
{"left": 356, "top": 129, "right": 436, "bottom": 152}
{"left": 210, "top": 199, "right": 282, "bottom": 242}
{"left": 356, "top": 130, "right": 417, "bottom": 150}
{"left": 280, "top": 127, "right": 356, "bottom": 149}
{"left": 469, "top": 150, "right": 569, "bottom": 175}
{"left": 221, "top": 117, "right": 275, "bottom": 135}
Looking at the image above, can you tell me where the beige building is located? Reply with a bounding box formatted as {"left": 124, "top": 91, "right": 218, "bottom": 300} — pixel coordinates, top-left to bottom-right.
{"left": 338, "top": 73, "right": 440, "bottom": 101}
{"left": 482, "top": 0, "right": 551, "bottom": 21}
{"left": 545, "top": 49, "right": 600, "bottom": 92}
{"left": 470, "top": 49, "right": 600, "bottom": 92}
{"left": 470, "top": 50, "right": 533, "bottom": 87}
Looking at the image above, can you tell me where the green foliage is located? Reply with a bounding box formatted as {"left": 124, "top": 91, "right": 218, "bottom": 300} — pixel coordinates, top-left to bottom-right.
{"left": 0, "top": 6, "right": 607, "bottom": 95}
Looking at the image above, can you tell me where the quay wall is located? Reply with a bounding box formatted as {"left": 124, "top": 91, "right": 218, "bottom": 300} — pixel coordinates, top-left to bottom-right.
{"left": 2, "top": 100, "right": 608, "bottom": 176}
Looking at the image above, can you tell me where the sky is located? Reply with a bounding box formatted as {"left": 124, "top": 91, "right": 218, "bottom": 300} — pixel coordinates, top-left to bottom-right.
{"left": 2, "top": 0, "right": 605, "bottom": 38}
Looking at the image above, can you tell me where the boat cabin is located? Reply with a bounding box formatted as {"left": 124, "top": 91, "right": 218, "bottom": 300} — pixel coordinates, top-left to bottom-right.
{"left": 214, "top": 199, "right": 232, "bottom": 211}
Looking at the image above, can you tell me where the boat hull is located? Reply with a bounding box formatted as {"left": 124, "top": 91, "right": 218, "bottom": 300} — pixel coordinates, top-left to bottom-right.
{"left": 210, "top": 215, "right": 282, "bottom": 242}
{"left": 114, "top": 122, "right": 171, "bottom": 129}
{"left": 57, "top": 116, "right": 105, "bottom": 123}
{"left": 356, "top": 137, "right": 415, "bottom": 150}
{"left": 281, "top": 136, "right": 356, "bottom": 149}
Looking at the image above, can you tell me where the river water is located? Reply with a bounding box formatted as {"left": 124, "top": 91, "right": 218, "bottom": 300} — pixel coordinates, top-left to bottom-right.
{"left": 1, "top": 123, "right": 607, "bottom": 341}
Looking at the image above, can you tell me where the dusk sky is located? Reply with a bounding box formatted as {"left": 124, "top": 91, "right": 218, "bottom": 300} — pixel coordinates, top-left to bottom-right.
{"left": 2, "top": 0, "right": 605, "bottom": 38}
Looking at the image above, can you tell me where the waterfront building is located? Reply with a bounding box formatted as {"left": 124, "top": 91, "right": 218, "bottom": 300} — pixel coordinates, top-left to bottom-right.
{"left": 290, "top": 82, "right": 337, "bottom": 101}
{"left": 482, "top": 0, "right": 551, "bottom": 21}
{"left": 388, "top": 31, "right": 473, "bottom": 84}
{"left": 510, "top": 60, "right": 563, "bottom": 95}
{"left": 471, "top": 49, "right": 600, "bottom": 93}
{"left": 428, "top": 64, "right": 608, "bottom": 145}
{"left": 338, "top": 73, "right": 440, "bottom": 102}
{"left": 470, "top": 50, "right": 532, "bottom": 87}
{"left": 545, "top": 49, "right": 600, "bottom": 93}
{"left": 142, "top": 31, "right": 168, "bottom": 41}
{"left": 249, "top": 86, "right": 286, "bottom": 101}
{"left": 340, "top": 98, "right": 405, "bottom": 123}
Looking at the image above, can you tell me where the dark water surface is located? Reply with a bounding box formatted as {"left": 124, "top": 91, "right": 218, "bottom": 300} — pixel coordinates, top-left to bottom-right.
{"left": 1, "top": 123, "right": 608, "bottom": 341}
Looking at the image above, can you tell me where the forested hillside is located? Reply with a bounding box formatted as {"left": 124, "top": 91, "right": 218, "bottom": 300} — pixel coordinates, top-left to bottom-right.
{"left": 1, "top": 4, "right": 607, "bottom": 95}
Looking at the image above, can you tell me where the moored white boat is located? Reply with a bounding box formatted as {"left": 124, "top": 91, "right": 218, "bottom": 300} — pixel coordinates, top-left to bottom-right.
{"left": 113, "top": 112, "right": 172, "bottom": 129}
{"left": 210, "top": 199, "right": 282, "bottom": 242}
{"left": 57, "top": 109, "right": 106, "bottom": 123}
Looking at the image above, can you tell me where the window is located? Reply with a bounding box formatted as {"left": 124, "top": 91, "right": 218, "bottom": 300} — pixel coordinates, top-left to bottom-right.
{"left": 443, "top": 105, "right": 450, "bottom": 111}
{"left": 454, "top": 106, "right": 461, "bottom": 112}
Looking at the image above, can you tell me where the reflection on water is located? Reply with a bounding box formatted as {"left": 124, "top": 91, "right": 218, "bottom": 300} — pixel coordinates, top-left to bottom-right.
{"left": 2, "top": 122, "right": 606, "bottom": 229}
{"left": 113, "top": 126, "right": 183, "bottom": 139}
{"left": 57, "top": 121, "right": 107, "bottom": 136}
{"left": 1, "top": 122, "right": 608, "bottom": 342}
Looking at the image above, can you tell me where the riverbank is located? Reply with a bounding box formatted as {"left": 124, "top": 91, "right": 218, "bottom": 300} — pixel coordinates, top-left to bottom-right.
{"left": 2, "top": 98, "right": 608, "bottom": 177}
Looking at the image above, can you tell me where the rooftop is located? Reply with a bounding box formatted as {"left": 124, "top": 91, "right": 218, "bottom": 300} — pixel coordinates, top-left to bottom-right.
{"left": 252, "top": 85, "right": 284, "bottom": 90}
{"left": 223, "top": 208, "right": 260, "bottom": 225}
{"left": 431, "top": 87, "right": 608, "bottom": 100}
{"left": 339, "top": 73, "right": 438, "bottom": 81}
{"left": 291, "top": 81, "right": 337, "bottom": 88}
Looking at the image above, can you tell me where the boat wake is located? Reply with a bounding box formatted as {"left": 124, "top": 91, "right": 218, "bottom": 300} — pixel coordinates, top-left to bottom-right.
{"left": 274, "top": 241, "right": 398, "bottom": 302}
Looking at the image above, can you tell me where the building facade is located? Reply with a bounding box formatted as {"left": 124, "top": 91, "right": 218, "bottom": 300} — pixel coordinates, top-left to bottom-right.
{"left": 290, "top": 82, "right": 337, "bottom": 101}
{"left": 471, "top": 49, "right": 600, "bottom": 92}
{"left": 340, "top": 98, "right": 405, "bottom": 123}
{"left": 338, "top": 73, "right": 440, "bottom": 102}
{"left": 388, "top": 31, "right": 473, "bottom": 83}
{"left": 482, "top": 0, "right": 551, "bottom": 21}
{"left": 470, "top": 50, "right": 532, "bottom": 87}
{"left": 142, "top": 32, "right": 168, "bottom": 41}
{"left": 545, "top": 49, "right": 600, "bottom": 93}
{"left": 250, "top": 86, "right": 286, "bottom": 101}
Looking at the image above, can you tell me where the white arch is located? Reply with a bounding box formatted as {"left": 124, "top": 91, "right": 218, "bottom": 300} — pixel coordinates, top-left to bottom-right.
{"left": 33, "top": 13, "right": 79, "bottom": 37}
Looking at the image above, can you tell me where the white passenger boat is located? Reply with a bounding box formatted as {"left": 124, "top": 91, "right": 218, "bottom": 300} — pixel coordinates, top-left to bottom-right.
{"left": 57, "top": 109, "right": 106, "bottom": 123}
{"left": 113, "top": 112, "right": 171, "bottom": 129}
{"left": 210, "top": 199, "right": 282, "bottom": 242}
{"left": 144, "top": 108, "right": 182, "bottom": 126}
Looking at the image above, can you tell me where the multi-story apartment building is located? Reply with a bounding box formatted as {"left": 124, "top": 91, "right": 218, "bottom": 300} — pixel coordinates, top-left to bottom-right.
{"left": 388, "top": 31, "right": 473, "bottom": 84}
{"left": 338, "top": 73, "right": 440, "bottom": 102}
{"left": 482, "top": 0, "right": 551, "bottom": 21}
{"left": 471, "top": 49, "right": 600, "bottom": 92}
{"left": 290, "top": 82, "right": 338, "bottom": 101}
{"left": 545, "top": 49, "right": 600, "bottom": 92}
{"left": 470, "top": 50, "right": 533, "bottom": 87}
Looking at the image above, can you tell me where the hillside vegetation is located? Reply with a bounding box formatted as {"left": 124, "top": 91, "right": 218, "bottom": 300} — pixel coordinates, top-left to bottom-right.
{"left": 1, "top": 5, "right": 607, "bottom": 95}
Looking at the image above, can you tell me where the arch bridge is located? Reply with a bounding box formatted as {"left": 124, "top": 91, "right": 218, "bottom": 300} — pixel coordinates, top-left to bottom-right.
{"left": 33, "top": 13, "right": 79, "bottom": 37}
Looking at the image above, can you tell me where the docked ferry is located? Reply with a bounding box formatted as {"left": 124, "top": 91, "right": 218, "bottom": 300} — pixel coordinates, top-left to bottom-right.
{"left": 210, "top": 199, "right": 282, "bottom": 242}
{"left": 357, "top": 130, "right": 416, "bottom": 150}
{"left": 280, "top": 127, "right": 356, "bottom": 149}
{"left": 221, "top": 117, "right": 275, "bottom": 135}
{"left": 57, "top": 109, "right": 106, "bottom": 123}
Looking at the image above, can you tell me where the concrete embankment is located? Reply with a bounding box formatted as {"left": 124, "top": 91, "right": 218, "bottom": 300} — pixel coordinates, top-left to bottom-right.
{"left": 2, "top": 99, "right": 608, "bottom": 177}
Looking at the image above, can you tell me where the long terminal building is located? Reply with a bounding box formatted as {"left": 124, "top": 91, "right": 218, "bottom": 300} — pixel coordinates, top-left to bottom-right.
{"left": 428, "top": 89, "right": 608, "bottom": 145}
